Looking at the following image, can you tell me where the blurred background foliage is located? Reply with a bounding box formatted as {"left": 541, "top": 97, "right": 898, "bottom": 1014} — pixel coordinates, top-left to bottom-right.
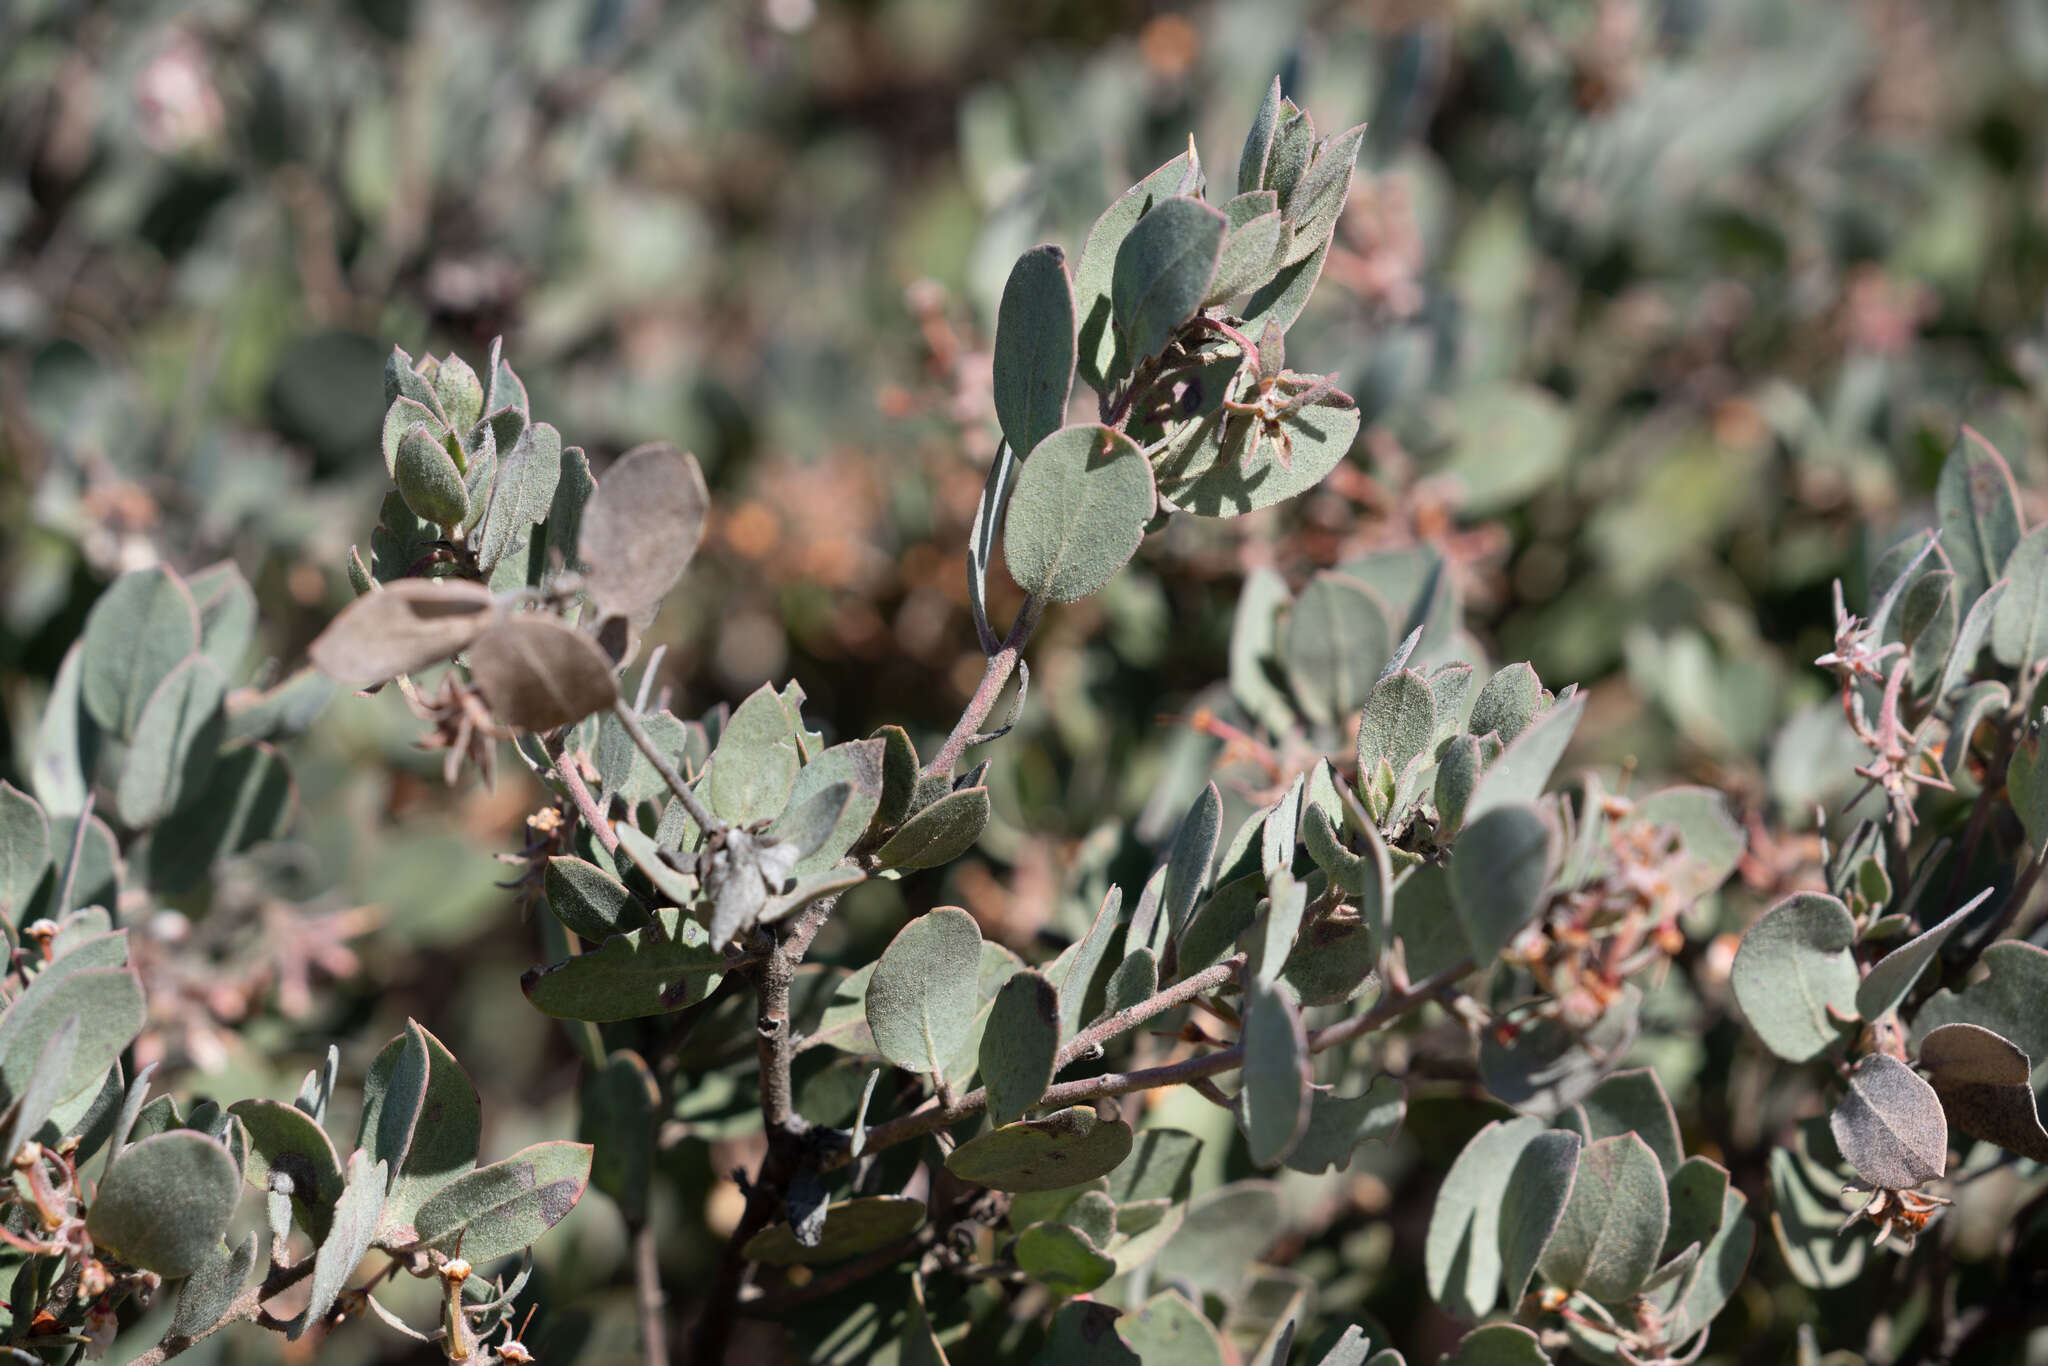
{"left": 5, "top": 0, "right": 2048, "bottom": 1360}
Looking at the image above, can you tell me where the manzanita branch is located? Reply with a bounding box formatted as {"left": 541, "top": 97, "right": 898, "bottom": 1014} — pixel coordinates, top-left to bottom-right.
{"left": 923, "top": 596, "right": 1042, "bottom": 781}
{"left": 630, "top": 1219, "right": 668, "bottom": 1366}
{"left": 126, "top": 1257, "right": 319, "bottom": 1365}
{"left": 552, "top": 744, "right": 618, "bottom": 855}
{"left": 823, "top": 953, "right": 1473, "bottom": 1173}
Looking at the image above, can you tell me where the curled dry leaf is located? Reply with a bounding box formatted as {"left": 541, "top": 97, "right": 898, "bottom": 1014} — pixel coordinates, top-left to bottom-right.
{"left": 465, "top": 614, "right": 620, "bottom": 731}
{"left": 308, "top": 580, "right": 498, "bottom": 690}
{"left": 1918, "top": 1023, "right": 2048, "bottom": 1163}
{"left": 580, "top": 444, "right": 709, "bottom": 617}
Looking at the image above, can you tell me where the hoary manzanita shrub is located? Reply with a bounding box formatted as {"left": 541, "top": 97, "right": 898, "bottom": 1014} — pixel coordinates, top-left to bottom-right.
{"left": 21, "top": 80, "right": 2042, "bottom": 1366}
{"left": 295, "top": 84, "right": 1754, "bottom": 1366}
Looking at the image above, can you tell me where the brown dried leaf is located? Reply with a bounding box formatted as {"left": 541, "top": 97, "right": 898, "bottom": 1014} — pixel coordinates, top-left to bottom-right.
{"left": 307, "top": 580, "right": 497, "bottom": 690}
{"left": 466, "top": 615, "right": 620, "bottom": 732}
{"left": 581, "top": 444, "right": 709, "bottom": 617}
{"left": 1919, "top": 1023, "right": 2048, "bottom": 1163}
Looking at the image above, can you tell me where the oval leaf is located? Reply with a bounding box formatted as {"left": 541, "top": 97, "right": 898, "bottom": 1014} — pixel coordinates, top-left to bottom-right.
{"left": 580, "top": 444, "right": 709, "bottom": 617}
{"left": 308, "top": 579, "right": 498, "bottom": 690}
{"left": 866, "top": 908, "right": 983, "bottom": 1078}
{"left": 994, "top": 245, "right": 1077, "bottom": 461}
{"left": 1829, "top": 1052, "right": 1948, "bottom": 1190}
{"left": 1730, "top": 892, "right": 1860, "bottom": 1062}
{"left": 465, "top": 614, "right": 619, "bottom": 731}
{"left": 945, "top": 1105, "right": 1134, "bottom": 1192}
{"left": 87, "top": 1131, "right": 243, "bottom": 1277}
{"left": 983, "top": 970, "right": 1059, "bottom": 1125}
{"left": 410, "top": 1140, "right": 593, "bottom": 1263}
{"left": 742, "top": 1194, "right": 926, "bottom": 1266}
{"left": 1535, "top": 1132, "right": 1669, "bottom": 1304}
{"left": 1111, "top": 195, "right": 1226, "bottom": 370}
{"left": 1002, "top": 424, "right": 1155, "bottom": 604}
{"left": 1448, "top": 803, "right": 1551, "bottom": 965}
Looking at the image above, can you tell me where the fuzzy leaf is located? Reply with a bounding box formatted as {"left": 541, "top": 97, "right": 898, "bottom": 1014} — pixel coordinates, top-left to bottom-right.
{"left": 1856, "top": 893, "right": 1983, "bottom": 1023}
{"left": 1241, "top": 978, "right": 1311, "bottom": 1167}
{"left": 393, "top": 423, "right": 469, "bottom": 527}
{"left": 1468, "top": 664, "right": 1540, "bottom": 743}
{"left": 946, "top": 1105, "right": 1134, "bottom": 1192}
{"left": 1287, "top": 575, "right": 1394, "bottom": 727}
{"left": 1156, "top": 393, "right": 1361, "bottom": 520}
{"left": 357, "top": 1022, "right": 481, "bottom": 1237}
{"left": 1911, "top": 939, "right": 2048, "bottom": 1064}
{"left": 171, "top": 1232, "right": 259, "bottom": 1338}
{"left": 867, "top": 908, "right": 983, "bottom": 1079}
{"left": 1016, "top": 1221, "right": 1116, "bottom": 1295}
{"left": 543, "top": 856, "right": 649, "bottom": 942}
{"left": 1463, "top": 694, "right": 1584, "bottom": 824}
{"left": 475, "top": 421, "right": 563, "bottom": 574}
{"left": 1164, "top": 781, "right": 1222, "bottom": 938}
{"left": 1075, "top": 150, "right": 1200, "bottom": 391}
{"left": 1918, "top": 1023, "right": 2048, "bottom": 1162}
{"left": 1119, "top": 1290, "right": 1227, "bottom": 1366}
{"left": 229, "top": 1098, "right": 345, "bottom": 1243}
{"left": 293, "top": 1150, "right": 385, "bottom": 1338}
{"left": 1238, "top": 78, "right": 1283, "bottom": 195}
{"left": 1046, "top": 887, "right": 1124, "bottom": 1040}
{"left": 1442, "top": 1325, "right": 1552, "bottom": 1366}
{"left": 1830, "top": 1052, "right": 1947, "bottom": 1189}
{"left": 1111, "top": 195, "right": 1226, "bottom": 369}
{"left": 87, "top": 1131, "right": 243, "bottom": 1277}
{"left": 0, "top": 964, "right": 146, "bottom": 1107}
{"left": 113, "top": 654, "right": 226, "bottom": 827}
{"left": 521, "top": 909, "right": 723, "bottom": 1021}
{"left": 410, "top": 1140, "right": 592, "bottom": 1262}
{"left": 1283, "top": 1076, "right": 1404, "bottom": 1174}
{"left": 1730, "top": 892, "right": 1860, "bottom": 1062}
{"left": 1499, "top": 1129, "right": 1581, "bottom": 1306}
{"left": 994, "top": 246, "right": 1077, "bottom": 461}
{"left": 702, "top": 683, "right": 800, "bottom": 826}
{"left": 309, "top": 579, "right": 497, "bottom": 690}
{"left": 743, "top": 1195, "right": 926, "bottom": 1266}
{"left": 1992, "top": 525, "right": 2048, "bottom": 667}
{"left": 774, "top": 739, "right": 885, "bottom": 875}
{"left": 875, "top": 786, "right": 990, "bottom": 870}
{"left": 1938, "top": 427, "right": 2024, "bottom": 609}
{"left": 465, "top": 614, "right": 619, "bottom": 731}
{"left": 1003, "top": 424, "right": 1155, "bottom": 604}
{"left": 1358, "top": 669, "right": 1435, "bottom": 787}
{"left": 1426, "top": 1117, "right": 1545, "bottom": 1318}
{"left": 81, "top": 568, "right": 200, "bottom": 739}
{"left": 1448, "top": 803, "right": 1550, "bottom": 964}
{"left": 580, "top": 444, "right": 709, "bottom": 617}
{"left": 1536, "top": 1133, "right": 1669, "bottom": 1304}
{"left": 1579, "top": 1069, "right": 1683, "bottom": 1176}
{"left": 983, "top": 970, "right": 1060, "bottom": 1125}
{"left": 0, "top": 783, "right": 51, "bottom": 920}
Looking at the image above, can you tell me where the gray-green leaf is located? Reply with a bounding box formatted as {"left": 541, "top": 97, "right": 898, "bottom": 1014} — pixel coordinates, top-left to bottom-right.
{"left": 1829, "top": 1053, "right": 1947, "bottom": 1190}
{"left": 983, "top": 970, "right": 1060, "bottom": 1125}
{"left": 994, "top": 246, "right": 1077, "bottom": 461}
{"left": 1535, "top": 1132, "right": 1669, "bottom": 1304}
{"left": 1729, "top": 892, "right": 1860, "bottom": 1062}
{"left": 866, "top": 908, "right": 983, "bottom": 1079}
{"left": 1003, "top": 424, "right": 1155, "bottom": 604}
